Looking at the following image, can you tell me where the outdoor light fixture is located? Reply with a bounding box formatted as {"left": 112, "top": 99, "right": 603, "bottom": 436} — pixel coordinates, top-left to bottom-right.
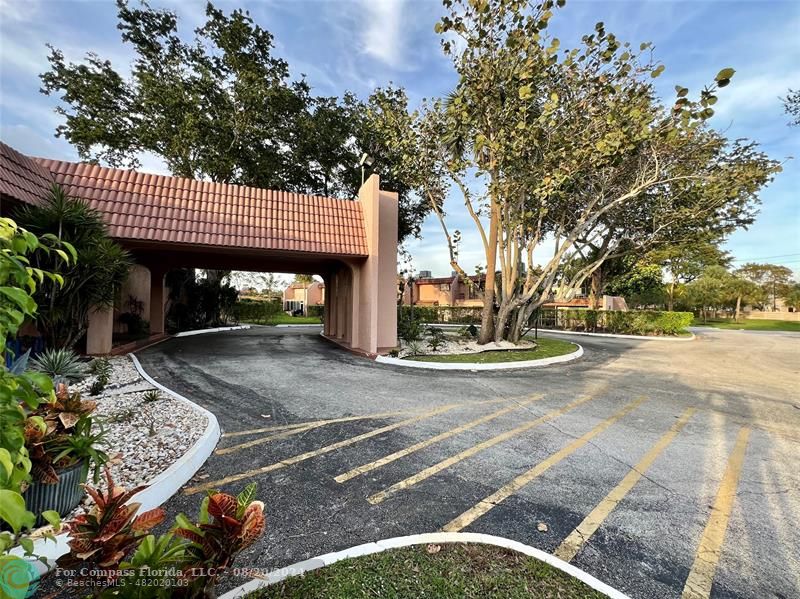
{"left": 359, "top": 153, "right": 375, "bottom": 185}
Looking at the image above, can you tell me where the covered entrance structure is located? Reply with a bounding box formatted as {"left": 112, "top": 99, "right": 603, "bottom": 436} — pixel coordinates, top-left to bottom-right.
{"left": 0, "top": 142, "right": 398, "bottom": 356}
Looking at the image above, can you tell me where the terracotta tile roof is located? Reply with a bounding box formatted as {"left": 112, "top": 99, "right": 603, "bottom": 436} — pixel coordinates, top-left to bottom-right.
{"left": 29, "top": 158, "right": 368, "bottom": 256}
{"left": 0, "top": 142, "right": 55, "bottom": 206}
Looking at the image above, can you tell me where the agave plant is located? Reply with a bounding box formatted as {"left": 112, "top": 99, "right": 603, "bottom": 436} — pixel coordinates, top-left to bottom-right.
{"left": 58, "top": 468, "right": 166, "bottom": 573}
{"left": 30, "top": 348, "right": 85, "bottom": 382}
{"left": 174, "top": 483, "right": 266, "bottom": 593}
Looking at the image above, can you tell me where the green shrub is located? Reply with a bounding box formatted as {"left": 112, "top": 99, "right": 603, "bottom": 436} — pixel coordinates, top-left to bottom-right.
{"left": 554, "top": 309, "right": 692, "bottom": 336}
{"left": 233, "top": 299, "right": 283, "bottom": 324}
{"left": 30, "top": 348, "right": 85, "bottom": 382}
{"left": 398, "top": 314, "right": 423, "bottom": 343}
{"left": 398, "top": 305, "right": 482, "bottom": 325}
{"left": 142, "top": 389, "right": 161, "bottom": 403}
{"left": 306, "top": 305, "right": 324, "bottom": 318}
{"left": 427, "top": 326, "right": 447, "bottom": 352}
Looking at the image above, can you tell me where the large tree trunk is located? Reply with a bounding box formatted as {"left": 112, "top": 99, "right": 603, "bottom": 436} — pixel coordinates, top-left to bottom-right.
{"left": 493, "top": 299, "right": 517, "bottom": 343}
{"left": 478, "top": 203, "right": 500, "bottom": 344}
{"left": 734, "top": 294, "right": 741, "bottom": 322}
{"left": 589, "top": 270, "right": 602, "bottom": 310}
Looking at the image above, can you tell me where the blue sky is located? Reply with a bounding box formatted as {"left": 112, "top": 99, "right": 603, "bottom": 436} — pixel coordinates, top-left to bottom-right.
{"left": 1, "top": 0, "right": 798, "bottom": 279}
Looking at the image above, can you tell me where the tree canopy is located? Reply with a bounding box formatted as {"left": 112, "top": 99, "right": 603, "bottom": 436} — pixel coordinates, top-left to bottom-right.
{"left": 40, "top": 1, "right": 430, "bottom": 242}
{"left": 379, "top": 0, "right": 780, "bottom": 342}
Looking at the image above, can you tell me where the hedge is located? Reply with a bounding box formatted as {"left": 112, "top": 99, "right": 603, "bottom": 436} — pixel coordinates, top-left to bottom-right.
{"left": 398, "top": 305, "right": 692, "bottom": 336}
{"left": 306, "top": 305, "right": 324, "bottom": 318}
{"left": 398, "top": 305, "right": 482, "bottom": 324}
{"left": 549, "top": 309, "right": 693, "bottom": 336}
{"left": 233, "top": 299, "right": 283, "bottom": 324}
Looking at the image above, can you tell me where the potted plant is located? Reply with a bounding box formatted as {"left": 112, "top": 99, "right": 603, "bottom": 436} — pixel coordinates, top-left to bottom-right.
{"left": 22, "top": 383, "right": 108, "bottom": 526}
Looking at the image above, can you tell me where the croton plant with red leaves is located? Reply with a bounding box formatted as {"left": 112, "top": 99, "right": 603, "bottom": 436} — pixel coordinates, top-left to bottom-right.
{"left": 56, "top": 470, "right": 266, "bottom": 597}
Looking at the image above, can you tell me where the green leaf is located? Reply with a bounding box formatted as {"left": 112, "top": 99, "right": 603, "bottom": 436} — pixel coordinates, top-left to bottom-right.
{"left": 41, "top": 510, "right": 61, "bottom": 530}
{"left": 518, "top": 84, "right": 533, "bottom": 100}
{"left": 0, "top": 449, "right": 13, "bottom": 479}
{"left": 715, "top": 67, "right": 735, "bottom": 82}
{"left": 0, "top": 490, "right": 36, "bottom": 534}
{"left": 651, "top": 64, "right": 665, "bottom": 78}
{"left": 19, "top": 537, "right": 34, "bottom": 555}
{"left": 675, "top": 86, "right": 689, "bottom": 98}
{"left": 236, "top": 483, "right": 257, "bottom": 518}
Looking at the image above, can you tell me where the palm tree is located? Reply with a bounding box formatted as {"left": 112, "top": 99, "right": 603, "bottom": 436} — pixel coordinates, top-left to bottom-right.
{"left": 14, "top": 184, "right": 132, "bottom": 348}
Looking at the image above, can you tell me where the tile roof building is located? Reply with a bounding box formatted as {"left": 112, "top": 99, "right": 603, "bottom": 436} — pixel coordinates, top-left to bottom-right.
{"left": 1, "top": 141, "right": 398, "bottom": 356}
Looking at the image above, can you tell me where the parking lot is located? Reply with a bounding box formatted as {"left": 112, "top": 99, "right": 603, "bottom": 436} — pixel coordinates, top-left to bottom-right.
{"left": 138, "top": 326, "right": 800, "bottom": 598}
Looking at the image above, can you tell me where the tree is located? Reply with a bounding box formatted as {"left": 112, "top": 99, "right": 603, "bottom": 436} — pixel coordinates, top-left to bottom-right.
{"left": 735, "top": 263, "right": 793, "bottom": 310}
{"left": 42, "top": 1, "right": 311, "bottom": 188}
{"left": 383, "top": 0, "right": 779, "bottom": 343}
{"left": 14, "top": 185, "right": 132, "bottom": 349}
{"left": 293, "top": 274, "right": 314, "bottom": 285}
{"left": 605, "top": 257, "right": 665, "bottom": 308}
{"left": 40, "top": 2, "right": 432, "bottom": 243}
{"left": 782, "top": 282, "right": 800, "bottom": 310}
{"left": 685, "top": 265, "right": 763, "bottom": 321}
{"left": 784, "top": 89, "right": 800, "bottom": 127}
{"left": 651, "top": 240, "right": 731, "bottom": 310}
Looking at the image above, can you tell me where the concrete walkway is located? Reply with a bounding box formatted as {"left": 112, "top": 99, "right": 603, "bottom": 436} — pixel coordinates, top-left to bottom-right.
{"left": 137, "top": 326, "right": 800, "bottom": 599}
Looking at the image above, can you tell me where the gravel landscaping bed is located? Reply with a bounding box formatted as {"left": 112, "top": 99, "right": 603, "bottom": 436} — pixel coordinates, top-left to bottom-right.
{"left": 65, "top": 356, "right": 207, "bottom": 513}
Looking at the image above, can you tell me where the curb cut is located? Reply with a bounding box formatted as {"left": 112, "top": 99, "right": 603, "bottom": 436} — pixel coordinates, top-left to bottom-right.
{"left": 11, "top": 355, "right": 220, "bottom": 567}
{"left": 174, "top": 325, "right": 250, "bottom": 337}
{"left": 375, "top": 344, "right": 583, "bottom": 370}
{"left": 219, "top": 532, "right": 630, "bottom": 599}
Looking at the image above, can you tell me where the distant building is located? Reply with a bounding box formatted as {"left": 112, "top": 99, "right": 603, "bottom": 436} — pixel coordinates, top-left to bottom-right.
{"left": 403, "top": 271, "right": 627, "bottom": 311}
{"left": 283, "top": 281, "right": 325, "bottom": 315}
{"left": 403, "top": 273, "right": 484, "bottom": 307}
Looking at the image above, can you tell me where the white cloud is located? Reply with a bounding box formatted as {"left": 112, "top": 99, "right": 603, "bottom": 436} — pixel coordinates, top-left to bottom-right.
{"left": 358, "top": 0, "right": 409, "bottom": 69}
{"left": 0, "top": 0, "right": 42, "bottom": 23}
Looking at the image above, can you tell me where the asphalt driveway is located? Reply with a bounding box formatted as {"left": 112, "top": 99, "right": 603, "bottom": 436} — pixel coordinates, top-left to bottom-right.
{"left": 136, "top": 326, "right": 800, "bottom": 599}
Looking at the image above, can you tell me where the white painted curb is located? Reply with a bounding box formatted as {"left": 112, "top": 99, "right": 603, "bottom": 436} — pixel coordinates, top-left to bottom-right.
{"left": 375, "top": 344, "right": 583, "bottom": 370}
{"left": 536, "top": 328, "right": 695, "bottom": 341}
{"left": 175, "top": 325, "right": 250, "bottom": 337}
{"left": 128, "top": 354, "right": 221, "bottom": 510}
{"left": 275, "top": 323, "right": 323, "bottom": 328}
{"left": 13, "top": 355, "right": 220, "bottom": 567}
{"left": 219, "top": 532, "right": 630, "bottom": 599}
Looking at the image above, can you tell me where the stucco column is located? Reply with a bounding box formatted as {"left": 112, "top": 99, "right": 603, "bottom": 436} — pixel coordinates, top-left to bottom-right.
{"left": 86, "top": 305, "right": 114, "bottom": 355}
{"left": 149, "top": 267, "right": 167, "bottom": 334}
{"left": 354, "top": 174, "right": 398, "bottom": 354}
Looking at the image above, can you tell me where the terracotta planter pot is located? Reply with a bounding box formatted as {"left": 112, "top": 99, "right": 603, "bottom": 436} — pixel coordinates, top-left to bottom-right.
{"left": 24, "top": 460, "right": 87, "bottom": 527}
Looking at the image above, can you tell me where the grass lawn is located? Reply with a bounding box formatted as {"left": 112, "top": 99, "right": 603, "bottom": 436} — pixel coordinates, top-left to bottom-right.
{"left": 240, "top": 314, "right": 322, "bottom": 325}
{"left": 404, "top": 336, "right": 577, "bottom": 363}
{"left": 247, "top": 543, "right": 605, "bottom": 599}
{"left": 692, "top": 318, "right": 800, "bottom": 332}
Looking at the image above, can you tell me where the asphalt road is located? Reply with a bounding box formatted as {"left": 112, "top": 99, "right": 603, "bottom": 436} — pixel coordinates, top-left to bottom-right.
{"left": 136, "top": 326, "right": 800, "bottom": 599}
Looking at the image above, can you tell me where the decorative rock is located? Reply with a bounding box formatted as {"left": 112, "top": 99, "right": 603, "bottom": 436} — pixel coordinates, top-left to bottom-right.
{"left": 65, "top": 355, "right": 207, "bottom": 518}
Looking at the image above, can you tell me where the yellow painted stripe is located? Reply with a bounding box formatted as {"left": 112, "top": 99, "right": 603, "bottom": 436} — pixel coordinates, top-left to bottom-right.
{"left": 367, "top": 394, "right": 598, "bottom": 505}
{"left": 682, "top": 427, "right": 751, "bottom": 599}
{"left": 184, "top": 400, "right": 502, "bottom": 495}
{"left": 221, "top": 410, "right": 419, "bottom": 439}
{"left": 555, "top": 407, "right": 696, "bottom": 562}
{"left": 217, "top": 409, "right": 422, "bottom": 454}
{"left": 442, "top": 396, "right": 647, "bottom": 532}
{"left": 335, "top": 395, "right": 545, "bottom": 483}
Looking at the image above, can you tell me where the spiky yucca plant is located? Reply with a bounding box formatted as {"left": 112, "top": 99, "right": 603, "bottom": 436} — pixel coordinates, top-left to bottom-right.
{"left": 30, "top": 348, "right": 84, "bottom": 382}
